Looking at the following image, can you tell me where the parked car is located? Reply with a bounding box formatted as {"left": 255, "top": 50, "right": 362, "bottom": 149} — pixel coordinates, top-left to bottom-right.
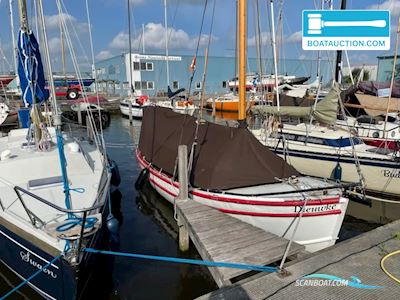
{"left": 46, "top": 80, "right": 82, "bottom": 100}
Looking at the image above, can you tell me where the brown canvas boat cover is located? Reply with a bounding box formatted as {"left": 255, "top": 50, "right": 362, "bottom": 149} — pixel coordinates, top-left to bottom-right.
{"left": 138, "top": 106, "right": 299, "bottom": 190}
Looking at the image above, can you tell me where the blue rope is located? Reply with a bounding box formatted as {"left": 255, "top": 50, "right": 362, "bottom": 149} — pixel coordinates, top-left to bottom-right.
{"left": 84, "top": 248, "right": 277, "bottom": 273}
{"left": 56, "top": 217, "right": 98, "bottom": 232}
{"left": 0, "top": 254, "right": 62, "bottom": 300}
{"left": 55, "top": 128, "right": 73, "bottom": 218}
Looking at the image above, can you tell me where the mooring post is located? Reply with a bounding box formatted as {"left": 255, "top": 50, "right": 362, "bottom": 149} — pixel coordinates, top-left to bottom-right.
{"left": 177, "top": 145, "right": 189, "bottom": 251}
{"left": 86, "top": 116, "right": 93, "bottom": 143}
{"left": 212, "top": 98, "right": 216, "bottom": 118}
{"left": 129, "top": 100, "right": 133, "bottom": 124}
{"left": 77, "top": 105, "right": 82, "bottom": 125}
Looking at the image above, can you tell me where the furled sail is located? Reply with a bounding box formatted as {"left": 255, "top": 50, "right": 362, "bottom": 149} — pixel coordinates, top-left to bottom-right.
{"left": 251, "top": 84, "right": 340, "bottom": 125}
{"left": 17, "top": 30, "right": 49, "bottom": 107}
{"left": 138, "top": 106, "right": 299, "bottom": 190}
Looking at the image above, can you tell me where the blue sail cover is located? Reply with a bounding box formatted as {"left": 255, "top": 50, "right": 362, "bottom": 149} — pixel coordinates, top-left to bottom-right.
{"left": 17, "top": 30, "right": 49, "bottom": 107}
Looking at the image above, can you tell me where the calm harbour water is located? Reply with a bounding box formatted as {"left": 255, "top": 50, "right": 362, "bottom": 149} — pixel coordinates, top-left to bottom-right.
{"left": 0, "top": 114, "right": 383, "bottom": 299}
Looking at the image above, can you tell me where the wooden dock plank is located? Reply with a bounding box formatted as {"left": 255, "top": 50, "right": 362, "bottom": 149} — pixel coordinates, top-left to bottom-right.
{"left": 197, "top": 219, "right": 400, "bottom": 299}
{"left": 176, "top": 200, "right": 305, "bottom": 287}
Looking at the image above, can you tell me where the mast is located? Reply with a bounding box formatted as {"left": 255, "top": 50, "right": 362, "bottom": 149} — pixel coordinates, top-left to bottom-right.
{"left": 59, "top": 17, "right": 66, "bottom": 79}
{"left": 270, "top": 0, "right": 280, "bottom": 112}
{"left": 142, "top": 23, "right": 145, "bottom": 54}
{"left": 164, "top": 0, "right": 170, "bottom": 89}
{"left": 254, "top": 0, "right": 263, "bottom": 93}
{"left": 383, "top": 17, "right": 400, "bottom": 144}
{"left": 238, "top": 0, "right": 247, "bottom": 120}
{"left": 334, "top": 0, "right": 346, "bottom": 83}
{"left": 8, "top": 0, "right": 18, "bottom": 75}
{"left": 127, "top": 0, "right": 134, "bottom": 96}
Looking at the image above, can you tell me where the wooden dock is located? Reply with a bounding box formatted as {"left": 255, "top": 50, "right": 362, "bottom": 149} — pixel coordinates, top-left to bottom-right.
{"left": 198, "top": 218, "right": 400, "bottom": 299}
{"left": 176, "top": 200, "right": 305, "bottom": 287}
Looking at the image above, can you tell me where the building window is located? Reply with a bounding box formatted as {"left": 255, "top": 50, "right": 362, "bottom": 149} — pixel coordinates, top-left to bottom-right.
{"left": 134, "top": 81, "right": 141, "bottom": 90}
{"left": 141, "top": 81, "right": 147, "bottom": 89}
{"left": 133, "top": 62, "right": 140, "bottom": 70}
{"left": 173, "top": 81, "right": 179, "bottom": 89}
{"left": 140, "top": 62, "right": 147, "bottom": 70}
{"left": 108, "top": 65, "right": 116, "bottom": 75}
{"left": 147, "top": 81, "right": 154, "bottom": 90}
{"left": 195, "top": 81, "right": 202, "bottom": 89}
{"left": 116, "top": 83, "right": 121, "bottom": 89}
{"left": 222, "top": 81, "right": 227, "bottom": 88}
{"left": 146, "top": 62, "right": 154, "bottom": 71}
{"left": 123, "top": 82, "right": 129, "bottom": 89}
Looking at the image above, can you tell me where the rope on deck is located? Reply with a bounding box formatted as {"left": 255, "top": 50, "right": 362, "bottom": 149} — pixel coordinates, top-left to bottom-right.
{"left": 0, "top": 254, "right": 63, "bottom": 300}
{"left": 84, "top": 248, "right": 278, "bottom": 273}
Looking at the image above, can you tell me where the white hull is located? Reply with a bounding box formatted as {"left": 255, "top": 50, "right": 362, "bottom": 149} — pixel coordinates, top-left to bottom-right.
{"left": 0, "top": 103, "right": 18, "bottom": 126}
{"left": 137, "top": 151, "right": 348, "bottom": 252}
{"left": 156, "top": 100, "right": 196, "bottom": 115}
{"left": 120, "top": 100, "right": 145, "bottom": 118}
{"left": 252, "top": 125, "right": 400, "bottom": 196}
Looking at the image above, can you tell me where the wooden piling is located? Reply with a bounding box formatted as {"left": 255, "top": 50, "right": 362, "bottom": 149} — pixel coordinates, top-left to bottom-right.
{"left": 178, "top": 145, "right": 188, "bottom": 201}
{"left": 77, "top": 105, "right": 82, "bottom": 125}
{"left": 212, "top": 98, "right": 216, "bottom": 118}
{"left": 177, "top": 145, "right": 189, "bottom": 251}
{"left": 128, "top": 100, "right": 133, "bottom": 124}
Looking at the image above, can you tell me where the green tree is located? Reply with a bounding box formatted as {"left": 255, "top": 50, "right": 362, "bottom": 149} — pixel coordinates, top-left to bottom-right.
{"left": 343, "top": 67, "right": 370, "bottom": 84}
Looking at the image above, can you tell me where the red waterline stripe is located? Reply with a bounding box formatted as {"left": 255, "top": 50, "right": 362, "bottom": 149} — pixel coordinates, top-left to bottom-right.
{"left": 150, "top": 178, "right": 342, "bottom": 218}
{"left": 191, "top": 190, "right": 340, "bottom": 207}
{"left": 140, "top": 152, "right": 341, "bottom": 207}
{"left": 219, "top": 208, "right": 342, "bottom": 218}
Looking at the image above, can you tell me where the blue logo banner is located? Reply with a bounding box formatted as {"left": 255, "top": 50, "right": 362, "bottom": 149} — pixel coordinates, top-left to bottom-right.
{"left": 302, "top": 10, "right": 390, "bottom": 50}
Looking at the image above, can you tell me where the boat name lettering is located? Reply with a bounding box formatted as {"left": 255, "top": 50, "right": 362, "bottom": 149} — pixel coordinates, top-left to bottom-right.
{"left": 294, "top": 204, "right": 337, "bottom": 213}
{"left": 382, "top": 169, "right": 400, "bottom": 178}
{"left": 20, "top": 251, "right": 57, "bottom": 279}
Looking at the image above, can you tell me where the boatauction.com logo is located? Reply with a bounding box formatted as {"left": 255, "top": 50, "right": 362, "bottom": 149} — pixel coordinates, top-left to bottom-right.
{"left": 302, "top": 10, "right": 390, "bottom": 50}
{"left": 295, "top": 274, "right": 383, "bottom": 289}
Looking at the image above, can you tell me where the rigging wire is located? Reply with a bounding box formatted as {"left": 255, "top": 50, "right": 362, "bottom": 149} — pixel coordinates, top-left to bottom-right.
{"left": 85, "top": 0, "right": 107, "bottom": 161}
{"left": 57, "top": 0, "right": 102, "bottom": 150}
{"left": 186, "top": 0, "right": 209, "bottom": 97}
{"left": 198, "top": 0, "right": 216, "bottom": 120}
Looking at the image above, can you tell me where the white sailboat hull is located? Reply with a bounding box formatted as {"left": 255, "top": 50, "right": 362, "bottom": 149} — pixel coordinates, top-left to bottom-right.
{"left": 252, "top": 128, "right": 400, "bottom": 196}
{"left": 137, "top": 151, "right": 348, "bottom": 252}
{"left": 119, "top": 100, "right": 145, "bottom": 118}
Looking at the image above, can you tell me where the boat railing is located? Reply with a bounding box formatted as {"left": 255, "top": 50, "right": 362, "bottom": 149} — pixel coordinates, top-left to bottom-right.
{"left": 13, "top": 185, "right": 103, "bottom": 244}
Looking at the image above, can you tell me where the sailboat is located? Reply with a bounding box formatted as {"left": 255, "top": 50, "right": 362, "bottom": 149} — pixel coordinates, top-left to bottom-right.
{"left": 250, "top": 8, "right": 400, "bottom": 198}
{"left": 119, "top": 0, "right": 150, "bottom": 119}
{"left": 154, "top": 0, "right": 196, "bottom": 115}
{"left": 251, "top": 85, "right": 400, "bottom": 197}
{"left": 0, "top": 100, "right": 18, "bottom": 126}
{"left": 136, "top": 0, "right": 349, "bottom": 252}
{"left": 0, "top": 1, "right": 116, "bottom": 298}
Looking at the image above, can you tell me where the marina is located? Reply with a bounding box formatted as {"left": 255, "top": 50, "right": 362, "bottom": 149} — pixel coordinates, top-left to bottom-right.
{"left": 1, "top": 0, "right": 400, "bottom": 299}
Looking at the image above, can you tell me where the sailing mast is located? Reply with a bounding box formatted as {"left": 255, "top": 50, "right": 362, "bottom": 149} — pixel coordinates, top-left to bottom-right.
{"left": 127, "top": 0, "right": 134, "bottom": 97}
{"left": 270, "top": 0, "right": 280, "bottom": 112}
{"left": 334, "top": 0, "right": 346, "bottom": 83}
{"left": 238, "top": 0, "right": 247, "bottom": 121}
{"left": 8, "top": 0, "right": 17, "bottom": 75}
{"left": 164, "top": 0, "right": 170, "bottom": 90}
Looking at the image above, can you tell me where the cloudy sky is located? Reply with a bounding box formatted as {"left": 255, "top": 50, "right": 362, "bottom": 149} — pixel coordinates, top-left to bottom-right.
{"left": 0, "top": 0, "right": 399, "bottom": 73}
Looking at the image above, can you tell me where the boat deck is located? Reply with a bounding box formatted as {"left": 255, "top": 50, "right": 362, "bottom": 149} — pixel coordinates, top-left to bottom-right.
{"left": 176, "top": 200, "right": 305, "bottom": 287}
{"left": 198, "top": 218, "right": 400, "bottom": 299}
{"left": 0, "top": 127, "right": 106, "bottom": 251}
